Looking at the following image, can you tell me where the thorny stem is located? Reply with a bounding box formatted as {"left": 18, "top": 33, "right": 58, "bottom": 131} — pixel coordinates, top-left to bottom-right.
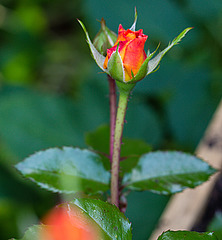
{"left": 111, "top": 86, "right": 131, "bottom": 207}
{"left": 108, "top": 76, "right": 117, "bottom": 162}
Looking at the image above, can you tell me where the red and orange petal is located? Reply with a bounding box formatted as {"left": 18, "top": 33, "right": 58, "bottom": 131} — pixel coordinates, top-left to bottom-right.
{"left": 103, "top": 43, "right": 120, "bottom": 68}
{"left": 123, "top": 37, "right": 147, "bottom": 81}
{"left": 116, "top": 25, "right": 145, "bottom": 42}
{"left": 103, "top": 40, "right": 128, "bottom": 68}
{"left": 40, "top": 206, "right": 99, "bottom": 240}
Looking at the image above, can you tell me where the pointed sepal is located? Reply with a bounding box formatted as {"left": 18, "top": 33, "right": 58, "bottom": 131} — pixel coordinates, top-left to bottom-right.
{"left": 130, "top": 7, "right": 138, "bottom": 31}
{"left": 78, "top": 19, "right": 108, "bottom": 73}
{"left": 129, "top": 44, "right": 160, "bottom": 83}
{"left": 107, "top": 44, "right": 125, "bottom": 82}
{"left": 147, "top": 27, "right": 192, "bottom": 75}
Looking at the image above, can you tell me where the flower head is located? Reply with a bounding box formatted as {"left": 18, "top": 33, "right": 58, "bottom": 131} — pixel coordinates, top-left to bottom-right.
{"left": 103, "top": 25, "right": 148, "bottom": 82}
{"left": 78, "top": 9, "right": 192, "bottom": 84}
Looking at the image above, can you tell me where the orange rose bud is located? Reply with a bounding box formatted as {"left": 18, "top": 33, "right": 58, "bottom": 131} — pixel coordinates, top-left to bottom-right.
{"left": 104, "top": 24, "right": 148, "bottom": 82}
{"left": 79, "top": 12, "right": 192, "bottom": 85}
{"left": 40, "top": 205, "right": 99, "bottom": 240}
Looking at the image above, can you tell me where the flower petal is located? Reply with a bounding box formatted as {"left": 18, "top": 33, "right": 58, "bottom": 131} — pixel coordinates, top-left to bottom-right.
{"left": 123, "top": 37, "right": 147, "bottom": 81}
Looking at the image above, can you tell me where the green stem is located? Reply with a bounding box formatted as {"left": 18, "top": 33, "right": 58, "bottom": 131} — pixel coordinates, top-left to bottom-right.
{"left": 111, "top": 83, "right": 135, "bottom": 207}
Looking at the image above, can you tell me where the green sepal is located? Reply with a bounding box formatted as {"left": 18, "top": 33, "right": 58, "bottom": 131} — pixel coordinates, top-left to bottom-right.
{"left": 111, "top": 28, "right": 191, "bottom": 84}
{"left": 129, "top": 7, "right": 138, "bottom": 31}
{"left": 107, "top": 44, "right": 125, "bottom": 82}
{"left": 147, "top": 27, "right": 192, "bottom": 75}
{"left": 129, "top": 44, "right": 159, "bottom": 83}
{"left": 78, "top": 19, "right": 108, "bottom": 73}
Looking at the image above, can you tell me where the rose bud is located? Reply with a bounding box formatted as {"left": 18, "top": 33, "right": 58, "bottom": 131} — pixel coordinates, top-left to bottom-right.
{"left": 78, "top": 9, "right": 192, "bottom": 85}
{"left": 93, "top": 18, "right": 117, "bottom": 56}
{"left": 103, "top": 24, "right": 148, "bottom": 82}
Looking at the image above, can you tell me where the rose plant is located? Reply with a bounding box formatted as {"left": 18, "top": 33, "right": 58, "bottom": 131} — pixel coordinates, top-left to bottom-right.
{"left": 11, "top": 9, "right": 218, "bottom": 240}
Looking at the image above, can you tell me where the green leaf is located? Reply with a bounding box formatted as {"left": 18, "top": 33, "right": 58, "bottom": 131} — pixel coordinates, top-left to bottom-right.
{"left": 85, "top": 125, "right": 110, "bottom": 156}
{"left": 10, "top": 225, "right": 44, "bottom": 240}
{"left": 72, "top": 198, "right": 132, "bottom": 240}
{"left": 157, "top": 230, "right": 218, "bottom": 240}
{"left": 107, "top": 44, "right": 125, "bottom": 82}
{"left": 15, "top": 147, "right": 110, "bottom": 194}
{"left": 147, "top": 28, "right": 192, "bottom": 75}
{"left": 123, "top": 151, "right": 216, "bottom": 194}
{"left": 78, "top": 20, "right": 107, "bottom": 73}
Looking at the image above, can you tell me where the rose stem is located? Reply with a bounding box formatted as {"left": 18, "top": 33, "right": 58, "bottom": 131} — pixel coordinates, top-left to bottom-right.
{"left": 108, "top": 75, "right": 117, "bottom": 162}
{"left": 111, "top": 86, "right": 131, "bottom": 207}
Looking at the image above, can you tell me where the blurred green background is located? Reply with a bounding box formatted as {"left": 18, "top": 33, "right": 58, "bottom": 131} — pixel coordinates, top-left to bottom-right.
{"left": 0, "top": 0, "right": 221, "bottom": 239}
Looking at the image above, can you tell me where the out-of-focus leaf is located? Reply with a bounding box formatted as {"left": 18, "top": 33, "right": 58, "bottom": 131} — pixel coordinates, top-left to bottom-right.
{"left": 186, "top": 0, "right": 222, "bottom": 20}
{"left": 85, "top": 125, "right": 110, "bottom": 156}
{"left": 15, "top": 147, "right": 110, "bottom": 194}
{"left": 16, "top": 5, "right": 47, "bottom": 34}
{"left": 85, "top": 125, "right": 152, "bottom": 173}
{"left": 157, "top": 230, "right": 218, "bottom": 240}
{"left": 0, "top": 163, "right": 39, "bottom": 201}
{"left": 125, "top": 191, "right": 169, "bottom": 240}
{"left": 0, "top": 200, "right": 18, "bottom": 240}
{"left": 124, "top": 99, "right": 162, "bottom": 147}
{"left": 85, "top": 125, "right": 110, "bottom": 170}
{"left": 0, "top": 85, "right": 109, "bottom": 163}
{"left": 10, "top": 225, "right": 43, "bottom": 240}
{"left": 136, "top": 60, "right": 219, "bottom": 150}
{"left": 120, "top": 138, "right": 152, "bottom": 174}
{"left": 72, "top": 198, "right": 132, "bottom": 240}
{"left": 208, "top": 212, "right": 222, "bottom": 240}
{"left": 123, "top": 151, "right": 216, "bottom": 194}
